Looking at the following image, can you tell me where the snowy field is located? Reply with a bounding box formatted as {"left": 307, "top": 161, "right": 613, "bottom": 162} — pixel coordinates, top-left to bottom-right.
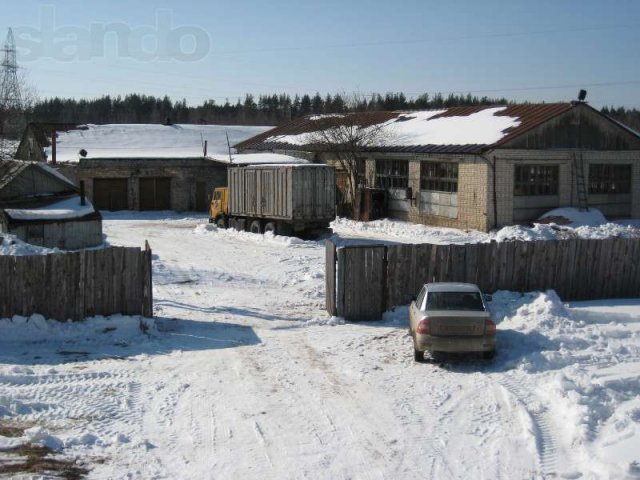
{"left": 1, "top": 213, "right": 640, "bottom": 479}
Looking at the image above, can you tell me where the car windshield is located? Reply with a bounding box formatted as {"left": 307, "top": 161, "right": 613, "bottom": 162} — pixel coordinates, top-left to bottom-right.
{"left": 425, "top": 291, "right": 485, "bottom": 311}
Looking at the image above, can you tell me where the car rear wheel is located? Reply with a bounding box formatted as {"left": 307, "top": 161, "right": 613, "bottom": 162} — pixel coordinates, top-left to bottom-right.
{"left": 413, "top": 348, "right": 424, "bottom": 362}
{"left": 431, "top": 351, "right": 445, "bottom": 363}
{"left": 249, "top": 220, "right": 262, "bottom": 234}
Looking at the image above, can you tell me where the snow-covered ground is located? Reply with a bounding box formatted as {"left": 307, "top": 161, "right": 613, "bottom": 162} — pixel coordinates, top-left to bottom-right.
{"left": 1, "top": 213, "right": 639, "bottom": 479}
{"left": 332, "top": 209, "right": 640, "bottom": 245}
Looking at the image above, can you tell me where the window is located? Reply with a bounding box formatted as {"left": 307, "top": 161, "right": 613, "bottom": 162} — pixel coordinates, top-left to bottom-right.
{"left": 514, "top": 165, "right": 559, "bottom": 196}
{"left": 375, "top": 159, "right": 408, "bottom": 189}
{"left": 416, "top": 287, "right": 427, "bottom": 310}
{"left": 589, "top": 164, "right": 631, "bottom": 194}
{"left": 420, "top": 162, "right": 458, "bottom": 193}
{"left": 425, "top": 291, "right": 485, "bottom": 311}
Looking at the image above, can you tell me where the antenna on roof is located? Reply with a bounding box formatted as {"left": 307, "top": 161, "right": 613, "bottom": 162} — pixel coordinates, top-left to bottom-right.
{"left": 225, "top": 130, "right": 233, "bottom": 163}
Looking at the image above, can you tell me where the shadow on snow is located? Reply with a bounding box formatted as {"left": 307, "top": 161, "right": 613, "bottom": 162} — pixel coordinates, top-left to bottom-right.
{"left": 0, "top": 317, "right": 261, "bottom": 366}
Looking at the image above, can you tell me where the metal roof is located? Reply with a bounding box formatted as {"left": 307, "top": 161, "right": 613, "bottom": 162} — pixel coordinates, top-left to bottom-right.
{"left": 0, "top": 159, "right": 77, "bottom": 197}
{"left": 0, "top": 159, "right": 29, "bottom": 191}
{"left": 233, "top": 103, "right": 577, "bottom": 154}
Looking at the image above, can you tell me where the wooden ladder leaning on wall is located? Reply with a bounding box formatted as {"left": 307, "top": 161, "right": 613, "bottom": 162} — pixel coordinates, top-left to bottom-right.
{"left": 573, "top": 153, "right": 589, "bottom": 212}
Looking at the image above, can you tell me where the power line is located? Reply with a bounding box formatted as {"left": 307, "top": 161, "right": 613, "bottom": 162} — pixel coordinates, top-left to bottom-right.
{"left": 207, "top": 23, "right": 640, "bottom": 55}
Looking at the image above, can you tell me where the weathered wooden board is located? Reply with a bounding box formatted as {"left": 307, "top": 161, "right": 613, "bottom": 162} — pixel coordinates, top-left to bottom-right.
{"left": 0, "top": 246, "right": 152, "bottom": 321}
{"left": 325, "top": 240, "right": 337, "bottom": 316}
{"left": 327, "top": 237, "right": 640, "bottom": 321}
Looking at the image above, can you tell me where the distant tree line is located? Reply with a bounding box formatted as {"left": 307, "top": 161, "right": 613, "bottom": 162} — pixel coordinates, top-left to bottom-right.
{"left": 601, "top": 106, "right": 640, "bottom": 133}
{"left": 26, "top": 92, "right": 510, "bottom": 126}
{"left": 25, "top": 92, "right": 640, "bottom": 130}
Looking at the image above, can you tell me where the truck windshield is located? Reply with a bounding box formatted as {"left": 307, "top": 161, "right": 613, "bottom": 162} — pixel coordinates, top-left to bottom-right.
{"left": 425, "top": 292, "right": 485, "bottom": 311}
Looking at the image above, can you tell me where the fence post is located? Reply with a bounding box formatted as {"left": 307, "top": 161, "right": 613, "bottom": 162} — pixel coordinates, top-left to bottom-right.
{"left": 336, "top": 247, "right": 346, "bottom": 318}
{"left": 325, "top": 239, "right": 337, "bottom": 316}
{"left": 143, "top": 240, "right": 153, "bottom": 318}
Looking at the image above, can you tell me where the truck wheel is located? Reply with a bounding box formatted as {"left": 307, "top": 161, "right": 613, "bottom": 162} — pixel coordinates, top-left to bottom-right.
{"left": 482, "top": 350, "right": 496, "bottom": 360}
{"left": 249, "top": 220, "right": 262, "bottom": 234}
{"left": 263, "top": 222, "right": 277, "bottom": 234}
{"left": 216, "top": 217, "right": 227, "bottom": 229}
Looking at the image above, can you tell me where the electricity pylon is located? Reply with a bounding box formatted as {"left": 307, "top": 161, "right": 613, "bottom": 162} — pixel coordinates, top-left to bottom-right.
{"left": 0, "top": 28, "right": 23, "bottom": 160}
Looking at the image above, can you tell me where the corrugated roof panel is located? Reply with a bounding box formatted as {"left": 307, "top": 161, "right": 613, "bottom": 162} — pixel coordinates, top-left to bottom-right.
{"left": 234, "top": 103, "right": 578, "bottom": 153}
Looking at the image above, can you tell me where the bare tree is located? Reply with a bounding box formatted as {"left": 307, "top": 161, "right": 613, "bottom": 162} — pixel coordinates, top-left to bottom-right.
{"left": 308, "top": 113, "right": 391, "bottom": 216}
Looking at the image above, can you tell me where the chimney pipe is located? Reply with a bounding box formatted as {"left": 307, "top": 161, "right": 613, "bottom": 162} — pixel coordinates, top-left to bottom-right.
{"left": 51, "top": 129, "right": 57, "bottom": 165}
{"left": 80, "top": 180, "right": 86, "bottom": 206}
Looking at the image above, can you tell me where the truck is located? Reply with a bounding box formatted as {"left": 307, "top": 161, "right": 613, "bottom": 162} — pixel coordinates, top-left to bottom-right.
{"left": 209, "top": 164, "right": 336, "bottom": 236}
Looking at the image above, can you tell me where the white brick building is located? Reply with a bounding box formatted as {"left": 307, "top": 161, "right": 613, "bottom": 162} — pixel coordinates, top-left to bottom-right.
{"left": 235, "top": 103, "right": 640, "bottom": 231}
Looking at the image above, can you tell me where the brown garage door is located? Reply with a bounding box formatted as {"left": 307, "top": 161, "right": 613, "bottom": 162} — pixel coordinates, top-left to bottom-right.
{"left": 196, "top": 182, "right": 208, "bottom": 211}
{"left": 139, "top": 177, "right": 171, "bottom": 210}
{"left": 93, "top": 178, "right": 129, "bottom": 211}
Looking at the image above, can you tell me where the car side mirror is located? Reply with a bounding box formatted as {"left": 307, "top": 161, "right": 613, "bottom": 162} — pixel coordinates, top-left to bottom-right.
{"left": 484, "top": 294, "right": 493, "bottom": 302}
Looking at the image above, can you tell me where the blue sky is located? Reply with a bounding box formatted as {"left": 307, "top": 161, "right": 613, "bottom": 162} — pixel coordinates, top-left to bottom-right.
{"left": 2, "top": 0, "right": 640, "bottom": 108}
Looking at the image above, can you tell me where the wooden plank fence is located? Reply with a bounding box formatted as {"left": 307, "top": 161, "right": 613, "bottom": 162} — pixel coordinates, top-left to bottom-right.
{"left": 326, "top": 237, "right": 640, "bottom": 321}
{"left": 0, "top": 244, "right": 153, "bottom": 321}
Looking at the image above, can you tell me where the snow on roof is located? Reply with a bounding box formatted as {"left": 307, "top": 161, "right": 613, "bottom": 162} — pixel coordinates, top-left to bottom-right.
{"left": 46, "top": 124, "right": 273, "bottom": 163}
{"left": 4, "top": 195, "right": 96, "bottom": 221}
{"left": 210, "top": 152, "right": 309, "bottom": 165}
{"left": 266, "top": 107, "right": 520, "bottom": 147}
{"left": 538, "top": 207, "right": 607, "bottom": 227}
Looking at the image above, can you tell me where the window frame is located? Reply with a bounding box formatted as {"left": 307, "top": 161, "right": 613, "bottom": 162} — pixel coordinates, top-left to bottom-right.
{"left": 588, "top": 164, "right": 632, "bottom": 194}
{"left": 420, "top": 161, "right": 459, "bottom": 193}
{"left": 514, "top": 164, "right": 559, "bottom": 196}
{"left": 374, "top": 159, "right": 409, "bottom": 190}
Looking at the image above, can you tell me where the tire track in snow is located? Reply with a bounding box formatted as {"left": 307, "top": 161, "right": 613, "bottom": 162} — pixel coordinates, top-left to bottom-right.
{"left": 0, "top": 367, "right": 142, "bottom": 440}
{"left": 498, "top": 375, "right": 561, "bottom": 477}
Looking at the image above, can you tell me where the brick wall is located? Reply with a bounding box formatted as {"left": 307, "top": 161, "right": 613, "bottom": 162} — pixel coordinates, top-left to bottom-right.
{"left": 492, "top": 150, "right": 640, "bottom": 226}
{"left": 283, "top": 149, "right": 640, "bottom": 232}
{"left": 77, "top": 158, "right": 228, "bottom": 211}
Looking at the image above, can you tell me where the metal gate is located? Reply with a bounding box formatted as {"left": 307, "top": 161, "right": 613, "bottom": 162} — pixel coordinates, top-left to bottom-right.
{"left": 93, "top": 178, "right": 128, "bottom": 211}
{"left": 139, "top": 177, "right": 171, "bottom": 210}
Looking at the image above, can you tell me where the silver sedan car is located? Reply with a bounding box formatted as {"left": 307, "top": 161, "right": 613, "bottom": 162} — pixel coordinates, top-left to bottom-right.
{"left": 409, "top": 282, "right": 496, "bottom": 362}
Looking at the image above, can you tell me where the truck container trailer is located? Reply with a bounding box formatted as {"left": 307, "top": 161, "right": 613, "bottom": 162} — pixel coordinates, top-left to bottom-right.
{"left": 210, "top": 164, "right": 335, "bottom": 235}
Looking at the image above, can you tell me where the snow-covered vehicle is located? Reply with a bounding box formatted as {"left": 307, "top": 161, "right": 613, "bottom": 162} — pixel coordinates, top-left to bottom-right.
{"left": 409, "top": 282, "right": 496, "bottom": 361}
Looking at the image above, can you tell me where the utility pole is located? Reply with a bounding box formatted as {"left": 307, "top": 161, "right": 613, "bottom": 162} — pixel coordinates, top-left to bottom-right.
{"left": 0, "top": 28, "right": 23, "bottom": 160}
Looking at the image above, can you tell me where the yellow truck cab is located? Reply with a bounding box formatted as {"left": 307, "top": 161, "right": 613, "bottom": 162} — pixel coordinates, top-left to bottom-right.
{"left": 209, "top": 187, "right": 228, "bottom": 227}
